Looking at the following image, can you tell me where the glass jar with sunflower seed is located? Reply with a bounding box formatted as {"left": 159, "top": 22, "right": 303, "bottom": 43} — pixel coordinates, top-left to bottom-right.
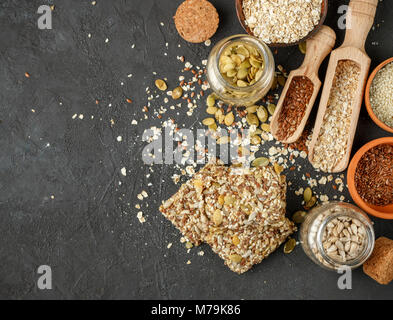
{"left": 206, "top": 34, "right": 275, "bottom": 106}
{"left": 300, "top": 202, "right": 375, "bottom": 271}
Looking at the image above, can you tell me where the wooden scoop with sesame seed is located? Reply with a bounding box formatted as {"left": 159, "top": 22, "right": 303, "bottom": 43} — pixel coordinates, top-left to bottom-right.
{"left": 308, "top": 0, "right": 379, "bottom": 173}
{"left": 271, "top": 25, "right": 336, "bottom": 144}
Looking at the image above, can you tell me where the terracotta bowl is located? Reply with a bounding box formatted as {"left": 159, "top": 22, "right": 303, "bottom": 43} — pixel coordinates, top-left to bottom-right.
{"left": 365, "top": 57, "right": 393, "bottom": 134}
{"left": 347, "top": 137, "right": 393, "bottom": 220}
{"left": 235, "top": 0, "right": 328, "bottom": 47}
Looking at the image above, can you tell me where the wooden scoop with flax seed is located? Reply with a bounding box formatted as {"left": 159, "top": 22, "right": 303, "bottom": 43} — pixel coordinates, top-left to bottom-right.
{"left": 271, "top": 25, "right": 336, "bottom": 144}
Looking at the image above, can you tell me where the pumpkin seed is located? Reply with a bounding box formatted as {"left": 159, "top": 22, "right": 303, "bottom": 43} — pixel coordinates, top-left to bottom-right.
{"left": 227, "top": 69, "right": 237, "bottom": 77}
{"left": 218, "top": 42, "right": 264, "bottom": 88}
{"left": 229, "top": 254, "right": 242, "bottom": 263}
{"left": 237, "top": 68, "right": 248, "bottom": 80}
{"left": 252, "top": 128, "right": 263, "bottom": 135}
{"left": 251, "top": 135, "right": 261, "bottom": 145}
{"left": 206, "top": 106, "right": 218, "bottom": 115}
{"left": 224, "top": 195, "right": 235, "bottom": 205}
{"left": 267, "top": 103, "right": 276, "bottom": 116}
{"left": 299, "top": 41, "right": 307, "bottom": 54}
{"left": 206, "top": 94, "right": 215, "bottom": 107}
{"left": 261, "top": 123, "right": 270, "bottom": 132}
{"left": 284, "top": 238, "right": 296, "bottom": 254}
{"left": 232, "top": 235, "right": 240, "bottom": 246}
{"left": 155, "top": 79, "right": 167, "bottom": 91}
{"left": 240, "top": 60, "right": 251, "bottom": 69}
{"left": 237, "top": 80, "right": 248, "bottom": 87}
{"left": 230, "top": 54, "right": 242, "bottom": 66}
{"left": 185, "top": 241, "right": 193, "bottom": 249}
{"left": 292, "top": 211, "right": 307, "bottom": 224}
{"left": 193, "top": 179, "right": 203, "bottom": 193}
{"left": 246, "top": 105, "right": 258, "bottom": 113}
{"left": 257, "top": 106, "right": 268, "bottom": 123}
{"left": 236, "top": 45, "right": 249, "bottom": 57}
{"left": 303, "top": 187, "right": 312, "bottom": 203}
{"left": 252, "top": 157, "right": 269, "bottom": 167}
{"left": 246, "top": 113, "right": 259, "bottom": 126}
{"left": 255, "top": 69, "right": 263, "bottom": 81}
{"left": 274, "top": 163, "right": 284, "bottom": 174}
{"left": 224, "top": 112, "right": 235, "bottom": 126}
{"left": 241, "top": 204, "right": 252, "bottom": 215}
{"left": 213, "top": 209, "right": 223, "bottom": 226}
{"left": 171, "top": 86, "right": 183, "bottom": 100}
{"left": 305, "top": 196, "right": 317, "bottom": 209}
{"left": 202, "top": 118, "right": 215, "bottom": 126}
{"left": 218, "top": 195, "right": 225, "bottom": 205}
{"left": 208, "top": 123, "right": 217, "bottom": 131}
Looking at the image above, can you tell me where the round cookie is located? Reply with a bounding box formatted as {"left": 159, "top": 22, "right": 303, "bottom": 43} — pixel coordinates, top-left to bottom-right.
{"left": 174, "top": 0, "right": 219, "bottom": 43}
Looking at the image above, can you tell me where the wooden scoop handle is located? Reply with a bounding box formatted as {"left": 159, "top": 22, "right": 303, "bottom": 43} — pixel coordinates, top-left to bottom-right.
{"left": 301, "top": 25, "right": 336, "bottom": 77}
{"left": 342, "top": 0, "right": 378, "bottom": 51}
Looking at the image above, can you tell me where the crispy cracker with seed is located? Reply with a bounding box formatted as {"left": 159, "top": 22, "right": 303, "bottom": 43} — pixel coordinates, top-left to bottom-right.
{"left": 160, "top": 161, "right": 294, "bottom": 273}
{"left": 201, "top": 165, "right": 288, "bottom": 231}
{"left": 206, "top": 219, "right": 296, "bottom": 274}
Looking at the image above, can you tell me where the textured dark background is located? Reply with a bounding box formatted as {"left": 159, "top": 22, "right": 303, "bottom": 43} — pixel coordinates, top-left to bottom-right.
{"left": 0, "top": 0, "right": 392, "bottom": 300}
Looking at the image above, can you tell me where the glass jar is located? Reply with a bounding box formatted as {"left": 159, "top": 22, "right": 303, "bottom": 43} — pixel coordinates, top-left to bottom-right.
{"left": 206, "top": 35, "right": 275, "bottom": 106}
{"left": 300, "top": 202, "right": 375, "bottom": 271}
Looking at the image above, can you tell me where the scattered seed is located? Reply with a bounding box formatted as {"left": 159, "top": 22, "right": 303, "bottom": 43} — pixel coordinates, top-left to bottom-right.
{"left": 284, "top": 238, "right": 296, "bottom": 254}
{"left": 252, "top": 157, "right": 269, "bottom": 167}
{"left": 267, "top": 103, "right": 276, "bottom": 115}
{"left": 202, "top": 118, "right": 215, "bottom": 126}
{"left": 303, "top": 187, "right": 312, "bottom": 203}
{"left": 292, "top": 211, "right": 307, "bottom": 224}
{"left": 172, "top": 86, "right": 183, "bottom": 100}
{"left": 224, "top": 112, "right": 235, "bottom": 126}
{"left": 261, "top": 123, "right": 270, "bottom": 132}
{"left": 155, "top": 79, "right": 167, "bottom": 91}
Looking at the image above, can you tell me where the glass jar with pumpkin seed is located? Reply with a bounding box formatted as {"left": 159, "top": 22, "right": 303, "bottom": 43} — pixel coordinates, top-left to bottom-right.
{"left": 206, "top": 35, "right": 275, "bottom": 106}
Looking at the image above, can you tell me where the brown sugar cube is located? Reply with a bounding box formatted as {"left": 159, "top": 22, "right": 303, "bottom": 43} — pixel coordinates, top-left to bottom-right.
{"left": 363, "top": 237, "right": 393, "bottom": 285}
{"left": 174, "top": 0, "right": 219, "bottom": 43}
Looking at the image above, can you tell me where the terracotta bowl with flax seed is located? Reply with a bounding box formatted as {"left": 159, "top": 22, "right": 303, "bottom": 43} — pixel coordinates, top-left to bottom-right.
{"left": 347, "top": 137, "right": 393, "bottom": 219}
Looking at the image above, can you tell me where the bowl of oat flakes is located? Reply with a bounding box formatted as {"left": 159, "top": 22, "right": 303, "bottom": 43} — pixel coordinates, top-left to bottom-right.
{"left": 235, "top": 0, "right": 328, "bottom": 47}
{"left": 365, "top": 57, "right": 393, "bottom": 134}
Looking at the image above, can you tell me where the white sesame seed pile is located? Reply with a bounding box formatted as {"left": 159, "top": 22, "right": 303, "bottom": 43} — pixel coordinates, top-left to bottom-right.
{"left": 369, "top": 61, "right": 393, "bottom": 128}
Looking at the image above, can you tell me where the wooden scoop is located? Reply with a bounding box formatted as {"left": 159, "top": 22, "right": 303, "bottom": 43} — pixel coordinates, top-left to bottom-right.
{"left": 308, "top": 0, "right": 378, "bottom": 173}
{"left": 271, "top": 25, "right": 336, "bottom": 144}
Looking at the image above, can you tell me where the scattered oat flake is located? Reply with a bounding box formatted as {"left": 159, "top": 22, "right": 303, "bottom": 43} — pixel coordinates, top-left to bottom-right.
{"left": 167, "top": 243, "right": 173, "bottom": 249}
{"left": 121, "top": 167, "right": 127, "bottom": 176}
{"left": 137, "top": 211, "right": 146, "bottom": 223}
{"left": 186, "top": 260, "right": 191, "bottom": 265}
{"left": 117, "top": 136, "right": 122, "bottom": 142}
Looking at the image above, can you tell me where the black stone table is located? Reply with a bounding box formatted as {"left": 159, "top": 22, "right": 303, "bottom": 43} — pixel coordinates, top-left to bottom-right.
{"left": 0, "top": 0, "right": 392, "bottom": 299}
